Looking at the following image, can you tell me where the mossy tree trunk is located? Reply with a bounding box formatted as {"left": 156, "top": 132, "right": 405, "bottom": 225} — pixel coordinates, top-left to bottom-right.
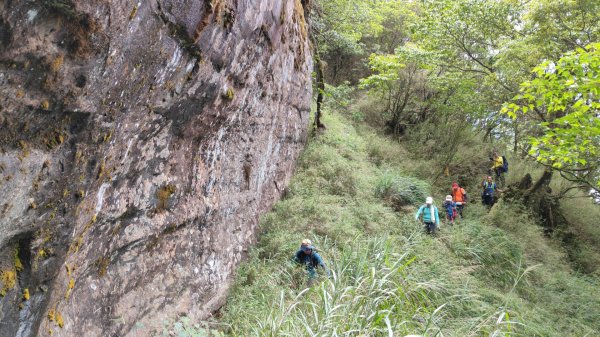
{"left": 314, "top": 52, "right": 326, "bottom": 130}
{"left": 524, "top": 167, "right": 553, "bottom": 200}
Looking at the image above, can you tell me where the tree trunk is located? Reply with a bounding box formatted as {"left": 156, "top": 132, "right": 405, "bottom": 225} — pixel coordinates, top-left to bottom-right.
{"left": 391, "top": 72, "right": 413, "bottom": 136}
{"left": 525, "top": 167, "right": 553, "bottom": 199}
{"left": 314, "top": 53, "right": 326, "bottom": 130}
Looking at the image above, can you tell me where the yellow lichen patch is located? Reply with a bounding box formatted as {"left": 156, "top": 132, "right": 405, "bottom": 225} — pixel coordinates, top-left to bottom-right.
{"left": 48, "top": 308, "right": 64, "bottom": 328}
{"left": 18, "top": 140, "right": 30, "bottom": 157}
{"left": 0, "top": 270, "right": 17, "bottom": 297}
{"left": 33, "top": 229, "right": 53, "bottom": 270}
{"left": 68, "top": 235, "right": 83, "bottom": 254}
{"left": 14, "top": 247, "right": 23, "bottom": 272}
{"left": 96, "top": 256, "right": 109, "bottom": 277}
{"left": 34, "top": 248, "right": 48, "bottom": 270}
{"left": 56, "top": 312, "right": 64, "bottom": 328}
{"left": 41, "top": 100, "right": 50, "bottom": 110}
{"left": 223, "top": 88, "right": 235, "bottom": 100}
{"left": 23, "top": 288, "right": 30, "bottom": 301}
{"left": 83, "top": 214, "right": 96, "bottom": 232}
{"left": 16, "top": 89, "right": 25, "bottom": 98}
{"left": 29, "top": 201, "right": 38, "bottom": 210}
{"left": 50, "top": 55, "right": 64, "bottom": 73}
{"left": 43, "top": 130, "right": 66, "bottom": 149}
{"left": 102, "top": 131, "right": 112, "bottom": 143}
{"left": 64, "top": 278, "right": 74, "bottom": 299}
{"left": 129, "top": 5, "right": 138, "bottom": 21}
{"left": 156, "top": 184, "right": 176, "bottom": 211}
{"left": 97, "top": 160, "right": 108, "bottom": 180}
{"left": 74, "top": 150, "right": 83, "bottom": 163}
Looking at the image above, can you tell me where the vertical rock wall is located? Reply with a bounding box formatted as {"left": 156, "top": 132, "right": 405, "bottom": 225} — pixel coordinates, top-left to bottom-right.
{"left": 0, "top": 0, "right": 312, "bottom": 336}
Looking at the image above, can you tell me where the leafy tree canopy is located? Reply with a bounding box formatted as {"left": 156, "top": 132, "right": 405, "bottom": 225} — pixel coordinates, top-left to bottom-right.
{"left": 503, "top": 43, "right": 600, "bottom": 191}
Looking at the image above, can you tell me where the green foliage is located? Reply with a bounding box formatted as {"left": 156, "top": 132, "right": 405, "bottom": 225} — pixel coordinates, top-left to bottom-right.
{"left": 503, "top": 43, "right": 600, "bottom": 190}
{"left": 525, "top": 0, "right": 600, "bottom": 56}
{"left": 312, "top": 0, "right": 416, "bottom": 84}
{"left": 374, "top": 171, "right": 430, "bottom": 208}
{"left": 323, "top": 82, "right": 354, "bottom": 112}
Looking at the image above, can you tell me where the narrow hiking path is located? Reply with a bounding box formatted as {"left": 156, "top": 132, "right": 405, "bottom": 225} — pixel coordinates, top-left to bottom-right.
{"left": 217, "top": 111, "right": 600, "bottom": 336}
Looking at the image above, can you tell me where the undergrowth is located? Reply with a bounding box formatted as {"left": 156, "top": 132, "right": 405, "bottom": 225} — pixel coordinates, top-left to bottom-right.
{"left": 213, "top": 110, "right": 600, "bottom": 336}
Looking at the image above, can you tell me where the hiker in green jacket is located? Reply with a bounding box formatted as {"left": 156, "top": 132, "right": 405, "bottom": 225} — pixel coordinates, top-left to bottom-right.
{"left": 415, "top": 197, "right": 440, "bottom": 234}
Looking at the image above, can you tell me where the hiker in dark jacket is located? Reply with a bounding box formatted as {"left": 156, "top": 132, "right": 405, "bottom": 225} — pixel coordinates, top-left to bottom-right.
{"left": 294, "top": 239, "right": 330, "bottom": 280}
{"left": 481, "top": 176, "right": 503, "bottom": 208}
{"left": 443, "top": 195, "right": 457, "bottom": 225}
{"left": 415, "top": 197, "right": 440, "bottom": 234}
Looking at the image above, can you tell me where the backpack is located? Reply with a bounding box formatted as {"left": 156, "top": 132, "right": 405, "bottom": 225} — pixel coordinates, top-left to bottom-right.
{"left": 453, "top": 188, "right": 467, "bottom": 203}
{"left": 483, "top": 181, "right": 496, "bottom": 195}
{"left": 502, "top": 156, "right": 508, "bottom": 173}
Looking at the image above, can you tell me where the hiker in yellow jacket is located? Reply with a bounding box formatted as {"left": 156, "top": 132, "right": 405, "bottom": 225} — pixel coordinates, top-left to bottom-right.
{"left": 490, "top": 152, "right": 505, "bottom": 187}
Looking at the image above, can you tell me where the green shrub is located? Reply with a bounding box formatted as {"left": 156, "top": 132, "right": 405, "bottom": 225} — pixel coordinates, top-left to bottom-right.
{"left": 351, "top": 93, "right": 388, "bottom": 129}
{"left": 324, "top": 82, "right": 355, "bottom": 112}
{"left": 375, "top": 171, "right": 430, "bottom": 209}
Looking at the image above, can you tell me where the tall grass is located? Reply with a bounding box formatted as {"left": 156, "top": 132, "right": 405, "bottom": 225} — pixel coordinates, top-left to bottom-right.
{"left": 216, "top": 110, "right": 600, "bottom": 336}
{"left": 232, "top": 238, "right": 446, "bottom": 337}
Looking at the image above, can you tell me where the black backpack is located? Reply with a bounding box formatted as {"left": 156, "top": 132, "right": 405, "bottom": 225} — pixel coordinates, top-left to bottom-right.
{"left": 502, "top": 156, "right": 508, "bottom": 173}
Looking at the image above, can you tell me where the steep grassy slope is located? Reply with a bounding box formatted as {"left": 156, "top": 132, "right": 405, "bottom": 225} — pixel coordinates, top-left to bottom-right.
{"left": 218, "top": 111, "right": 600, "bottom": 336}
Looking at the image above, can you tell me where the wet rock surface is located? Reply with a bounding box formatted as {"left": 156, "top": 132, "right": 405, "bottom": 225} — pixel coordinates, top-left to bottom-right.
{"left": 0, "top": 0, "right": 312, "bottom": 336}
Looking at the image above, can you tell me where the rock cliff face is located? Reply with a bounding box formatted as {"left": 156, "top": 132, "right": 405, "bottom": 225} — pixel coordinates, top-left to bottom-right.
{"left": 0, "top": 0, "right": 312, "bottom": 336}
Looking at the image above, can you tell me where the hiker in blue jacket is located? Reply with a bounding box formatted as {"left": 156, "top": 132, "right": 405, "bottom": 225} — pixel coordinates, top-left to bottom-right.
{"left": 443, "top": 195, "right": 457, "bottom": 225}
{"left": 294, "top": 239, "right": 330, "bottom": 281}
{"left": 481, "top": 176, "right": 503, "bottom": 208}
{"left": 415, "top": 197, "right": 440, "bottom": 234}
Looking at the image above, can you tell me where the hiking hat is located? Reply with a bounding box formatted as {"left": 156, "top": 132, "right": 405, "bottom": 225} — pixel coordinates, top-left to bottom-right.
{"left": 452, "top": 182, "right": 459, "bottom": 189}
{"left": 426, "top": 197, "right": 433, "bottom": 204}
{"left": 446, "top": 195, "right": 452, "bottom": 201}
{"left": 301, "top": 245, "right": 315, "bottom": 253}
{"left": 301, "top": 239, "right": 314, "bottom": 252}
